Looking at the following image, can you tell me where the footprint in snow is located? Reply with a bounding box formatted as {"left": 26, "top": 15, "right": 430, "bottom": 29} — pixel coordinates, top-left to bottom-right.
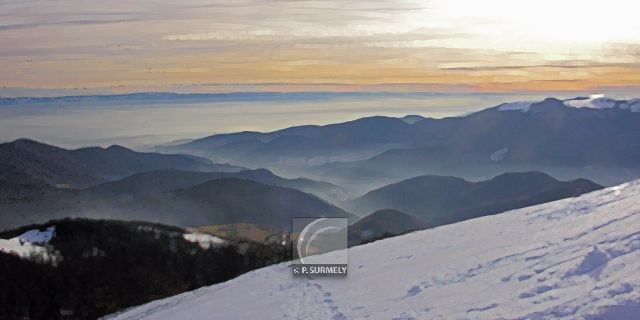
{"left": 403, "top": 285, "right": 422, "bottom": 298}
{"left": 467, "top": 303, "right": 499, "bottom": 313}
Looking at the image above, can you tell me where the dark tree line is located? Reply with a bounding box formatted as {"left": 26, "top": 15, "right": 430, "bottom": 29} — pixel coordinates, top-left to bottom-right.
{"left": 0, "top": 219, "right": 292, "bottom": 319}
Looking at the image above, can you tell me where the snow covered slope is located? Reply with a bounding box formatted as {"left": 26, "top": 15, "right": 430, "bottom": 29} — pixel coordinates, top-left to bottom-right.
{"left": 108, "top": 181, "right": 640, "bottom": 320}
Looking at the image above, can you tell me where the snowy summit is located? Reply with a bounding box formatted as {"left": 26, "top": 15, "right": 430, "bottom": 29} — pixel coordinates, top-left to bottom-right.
{"left": 497, "top": 95, "right": 640, "bottom": 113}
{"left": 109, "top": 180, "right": 640, "bottom": 319}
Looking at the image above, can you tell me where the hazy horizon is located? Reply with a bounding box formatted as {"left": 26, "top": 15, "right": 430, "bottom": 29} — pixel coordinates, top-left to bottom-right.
{"left": 0, "top": 91, "right": 618, "bottom": 149}
{"left": 3, "top": 0, "right": 640, "bottom": 149}
{"left": 2, "top": 0, "right": 640, "bottom": 148}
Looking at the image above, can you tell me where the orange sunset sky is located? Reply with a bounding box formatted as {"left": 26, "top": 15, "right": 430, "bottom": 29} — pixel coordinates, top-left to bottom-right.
{"left": 2, "top": 0, "right": 640, "bottom": 96}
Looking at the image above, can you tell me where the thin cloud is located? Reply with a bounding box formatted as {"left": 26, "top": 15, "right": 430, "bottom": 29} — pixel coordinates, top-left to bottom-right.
{"left": 1, "top": 0, "right": 640, "bottom": 94}
{"left": 438, "top": 61, "right": 637, "bottom": 71}
{"left": 0, "top": 18, "right": 139, "bottom": 31}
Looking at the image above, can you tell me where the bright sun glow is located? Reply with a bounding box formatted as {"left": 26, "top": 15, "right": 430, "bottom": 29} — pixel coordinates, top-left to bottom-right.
{"left": 435, "top": 0, "right": 640, "bottom": 46}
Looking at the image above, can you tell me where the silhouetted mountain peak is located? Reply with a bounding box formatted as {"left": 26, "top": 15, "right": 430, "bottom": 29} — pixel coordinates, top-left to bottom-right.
{"left": 243, "top": 168, "right": 274, "bottom": 176}
{"left": 527, "top": 97, "right": 567, "bottom": 113}
{"left": 8, "top": 138, "right": 59, "bottom": 150}
{"left": 0, "top": 139, "right": 239, "bottom": 188}
{"left": 12, "top": 138, "right": 41, "bottom": 145}
{"left": 349, "top": 209, "right": 428, "bottom": 245}
{"left": 400, "top": 115, "right": 427, "bottom": 124}
{"left": 487, "top": 171, "right": 558, "bottom": 185}
{"left": 357, "top": 209, "right": 427, "bottom": 228}
{"left": 105, "top": 144, "right": 130, "bottom": 152}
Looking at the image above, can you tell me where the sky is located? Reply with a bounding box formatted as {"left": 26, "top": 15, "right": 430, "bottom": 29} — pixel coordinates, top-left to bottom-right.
{"left": 2, "top": 0, "right": 640, "bottom": 96}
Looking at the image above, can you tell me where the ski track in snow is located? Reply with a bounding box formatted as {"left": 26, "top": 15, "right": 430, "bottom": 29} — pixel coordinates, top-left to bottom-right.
{"left": 107, "top": 181, "right": 640, "bottom": 320}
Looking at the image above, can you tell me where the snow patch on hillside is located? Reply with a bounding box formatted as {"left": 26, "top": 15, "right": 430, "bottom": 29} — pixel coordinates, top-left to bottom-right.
{"left": 19, "top": 226, "right": 55, "bottom": 244}
{"left": 110, "top": 181, "right": 640, "bottom": 320}
{"left": 562, "top": 94, "right": 640, "bottom": 111}
{"left": 183, "top": 233, "right": 227, "bottom": 250}
{"left": 498, "top": 95, "right": 640, "bottom": 113}
{"left": 564, "top": 94, "right": 617, "bottom": 109}
{"left": 0, "top": 226, "right": 55, "bottom": 260}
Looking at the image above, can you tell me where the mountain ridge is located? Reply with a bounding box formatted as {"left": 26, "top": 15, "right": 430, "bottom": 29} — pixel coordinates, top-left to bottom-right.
{"left": 84, "top": 168, "right": 345, "bottom": 202}
{"left": 158, "top": 96, "right": 640, "bottom": 192}
{"left": 0, "top": 139, "right": 242, "bottom": 188}
{"left": 0, "top": 177, "right": 354, "bottom": 232}
{"left": 348, "top": 209, "right": 428, "bottom": 245}
{"left": 307, "top": 97, "right": 640, "bottom": 190}
{"left": 344, "top": 171, "right": 603, "bottom": 227}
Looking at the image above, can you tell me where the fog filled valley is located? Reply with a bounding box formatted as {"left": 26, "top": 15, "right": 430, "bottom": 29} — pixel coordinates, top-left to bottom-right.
{"left": 1, "top": 94, "right": 640, "bottom": 319}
